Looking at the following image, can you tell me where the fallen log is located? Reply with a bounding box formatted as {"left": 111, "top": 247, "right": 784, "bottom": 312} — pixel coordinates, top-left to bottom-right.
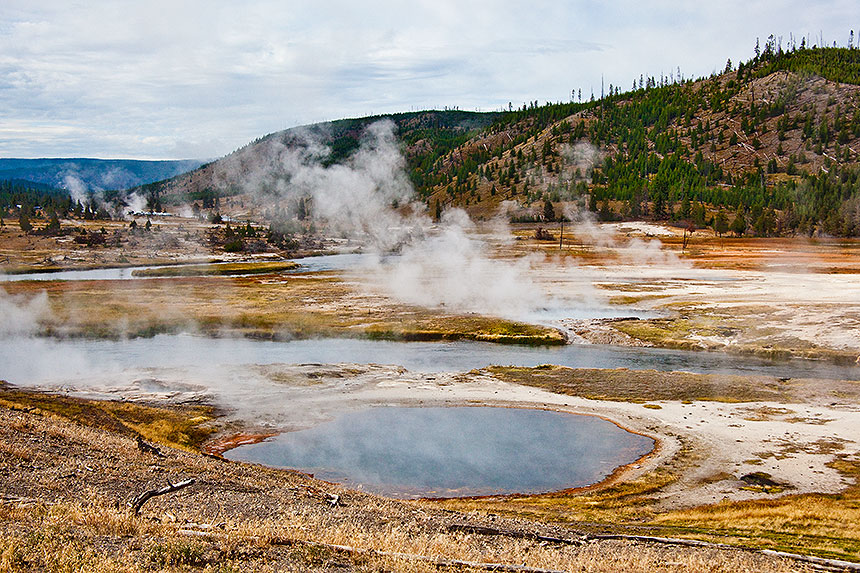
{"left": 587, "top": 534, "right": 860, "bottom": 572}
{"left": 175, "top": 529, "right": 567, "bottom": 572}
{"left": 447, "top": 523, "right": 583, "bottom": 546}
{"left": 128, "top": 478, "right": 195, "bottom": 515}
{"left": 760, "top": 549, "right": 860, "bottom": 572}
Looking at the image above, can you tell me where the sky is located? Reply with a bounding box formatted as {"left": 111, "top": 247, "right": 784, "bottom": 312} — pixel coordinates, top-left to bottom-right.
{"left": 1, "top": 0, "right": 857, "bottom": 160}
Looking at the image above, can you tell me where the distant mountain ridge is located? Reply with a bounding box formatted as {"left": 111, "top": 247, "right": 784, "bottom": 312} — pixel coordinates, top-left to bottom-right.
{"left": 0, "top": 158, "right": 205, "bottom": 192}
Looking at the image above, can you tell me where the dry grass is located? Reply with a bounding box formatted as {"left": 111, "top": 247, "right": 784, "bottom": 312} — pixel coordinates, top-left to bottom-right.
{"left": 645, "top": 457, "right": 860, "bottom": 560}
{"left": 487, "top": 365, "right": 793, "bottom": 403}
{"left": 0, "top": 394, "right": 830, "bottom": 572}
{"left": 0, "top": 388, "right": 217, "bottom": 451}
{"left": 436, "top": 467, "right": 679, "bottom": 529}
{"left": 0, "top": 218, "right": 215, "bottom": 273}
{"left": 3, "top": 273, "right": 565, "bottom": 344}
{"left": 438, "top": 451, "right": 860, "bottom": 562}
{"left": 0, "top": 500, "right": 814, "bottom": 572}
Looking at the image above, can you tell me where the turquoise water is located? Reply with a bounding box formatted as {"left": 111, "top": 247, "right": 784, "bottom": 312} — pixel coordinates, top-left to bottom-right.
{"left": 225, "top": 406, "right": 654, "bottom": 498}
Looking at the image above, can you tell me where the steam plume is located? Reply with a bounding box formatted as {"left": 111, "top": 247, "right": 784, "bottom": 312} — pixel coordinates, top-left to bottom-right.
{"left": 226, "top": 120, "right": 554, "bottom": 319}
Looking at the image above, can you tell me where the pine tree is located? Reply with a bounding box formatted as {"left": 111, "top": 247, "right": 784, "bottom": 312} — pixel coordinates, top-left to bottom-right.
{"left": 730, "top": 208, "right": 747, "bottom": 236}
{"left": 679, "top": 196, "right": 692, "bottom": 221}
{"left": 714, "top": 209, "right": 729, "bottom": 237}
{"left": 46, "top": 210, "right": 60, "bottom": 233}
{"left": 18, "top": 209, "right": 32, "bottom": 233}
{"left": 543, "top": 198, "right": 555, "bottom": 222}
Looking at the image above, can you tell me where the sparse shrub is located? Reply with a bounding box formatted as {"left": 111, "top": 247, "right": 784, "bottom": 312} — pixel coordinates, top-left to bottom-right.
{"left": 533, "top": 227, "right": 554, "bottom": 241}
{"left": 143, "top": 539, "right": 208, "bottom": 568}
{"left": 223, "top": 237, "right": 244, "bottom": 252}
{"left": 18, "top": 210, "right": 31, "bottom": 233}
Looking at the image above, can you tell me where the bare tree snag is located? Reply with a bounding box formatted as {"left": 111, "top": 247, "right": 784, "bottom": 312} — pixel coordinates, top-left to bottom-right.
{"left": 128, "top": 478, "right": 195, "bottom": 515}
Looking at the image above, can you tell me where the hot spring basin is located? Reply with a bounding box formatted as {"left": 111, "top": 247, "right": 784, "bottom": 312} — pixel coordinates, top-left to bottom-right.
{"left": 224, "top": 406, "right": 654, "bottom": 498}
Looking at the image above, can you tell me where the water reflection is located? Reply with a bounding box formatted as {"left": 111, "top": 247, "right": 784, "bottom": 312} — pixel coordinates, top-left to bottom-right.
{"left": 1, "top": 335, "right": 858, "bottom": 384}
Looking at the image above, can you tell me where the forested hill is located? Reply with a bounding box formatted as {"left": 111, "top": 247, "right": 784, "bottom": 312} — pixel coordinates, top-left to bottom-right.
{"left": 421, "top": 46, "right": 860, "bottom": 236}
{"left": 145, "top": 45, "right": 860, "bottom": 237}
{"left": 134, "top": 110, "right": 499, "bottom": 212}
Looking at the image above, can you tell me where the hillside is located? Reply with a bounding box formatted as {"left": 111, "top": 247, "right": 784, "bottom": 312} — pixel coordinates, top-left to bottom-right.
{"left": 135, "top": 110, "right": 497, "bottom": 212}
{"left": 424, "top": 47, "right": 860, "bottom": 237}
{"left": 125, "top": 47, "right": 860, "bottom": 237}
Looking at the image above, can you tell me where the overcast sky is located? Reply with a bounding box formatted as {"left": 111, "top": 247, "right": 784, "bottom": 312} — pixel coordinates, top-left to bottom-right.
{"left": 1, "top": 1, "right": 856, "bottom": 160}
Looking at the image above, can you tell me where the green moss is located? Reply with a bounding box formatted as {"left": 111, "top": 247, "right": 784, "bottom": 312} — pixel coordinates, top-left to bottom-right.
{"left": 0, "top": 387, "right": 217, "bottom": 452}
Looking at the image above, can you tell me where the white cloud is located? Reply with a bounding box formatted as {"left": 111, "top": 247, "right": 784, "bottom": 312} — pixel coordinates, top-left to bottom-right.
{"left": 0, "top": 0, "right": 856, "bottom": 159}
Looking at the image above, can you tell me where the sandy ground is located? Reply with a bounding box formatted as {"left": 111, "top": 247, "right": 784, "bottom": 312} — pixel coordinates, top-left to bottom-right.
{"left": 497, "top": 224, "right": 860, "bottom": 359}
{"left": 35, "top": 362, "right": 860, "bottom": 510}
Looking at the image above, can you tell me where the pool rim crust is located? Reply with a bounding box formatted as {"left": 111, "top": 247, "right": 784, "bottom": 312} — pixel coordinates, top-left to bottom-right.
{"left": 218, "top": 403, "right": 661, "bottom": 501}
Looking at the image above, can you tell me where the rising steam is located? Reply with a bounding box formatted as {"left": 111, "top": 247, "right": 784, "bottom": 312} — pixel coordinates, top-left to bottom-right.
{"left": 62, "top": 171, "right": 148, "bottom": 219}
{"left": 224, "top": 120, "right": 556, "bottom": 319}
{"left": 562, "top": 141, "right": 602, "bottom": 183}
{"left": 370, "top": 209, "right": 545, "bottom": 317}
{"left": 0, "top": 290, "right": 51, "bottom": 337}
{"left": 275, "top": 120, "right": 419, "bottom": 251}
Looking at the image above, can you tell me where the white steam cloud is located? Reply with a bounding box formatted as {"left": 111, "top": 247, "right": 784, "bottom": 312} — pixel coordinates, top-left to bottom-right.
{"left": 562, "top": 141, "right": 602, "bottom": 183}
{"left": 277, "top": 120, "right": 418, "bottom": 251}
{"left": 62, "top": 174, "right": 91, "bottom": 206}
{"left": 563, "top": 203, "right": 688, "bottom": 267}
{"left": 371, "top": 209, "right": 545, "bottom": 317}
{"left": 123, "top": 191, "right": 148, "bottom": 215}
{"left": 63, "top": 170, "right": 151, "bottom": 219}
{"left": 229, "top": 120, "right": 554, "bottom": 320}
{"left": 0, "top": 290, "right": 51, "bottom": 337}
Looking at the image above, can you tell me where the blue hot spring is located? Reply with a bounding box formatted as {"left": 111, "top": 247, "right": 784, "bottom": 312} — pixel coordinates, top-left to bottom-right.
{"left": 225, "top": 406, "right": 654, "bottom": 499}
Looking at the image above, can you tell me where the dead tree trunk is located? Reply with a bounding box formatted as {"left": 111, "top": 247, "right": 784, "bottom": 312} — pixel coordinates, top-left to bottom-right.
{"left": 128, "top": 479, "right": 195, "bottom": 515}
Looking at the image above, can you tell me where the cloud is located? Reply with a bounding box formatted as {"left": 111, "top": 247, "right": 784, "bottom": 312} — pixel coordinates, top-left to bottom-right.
{"left": 0, "top": 1, "right": 856, "bottom": 158}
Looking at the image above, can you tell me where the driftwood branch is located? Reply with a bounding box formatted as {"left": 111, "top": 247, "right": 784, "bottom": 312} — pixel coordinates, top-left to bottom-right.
{"left": 172, "top": 526, "right": 860, "bottom": 573}
{"left": 128, "top": 479, "right": 195, "bottom": 515}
